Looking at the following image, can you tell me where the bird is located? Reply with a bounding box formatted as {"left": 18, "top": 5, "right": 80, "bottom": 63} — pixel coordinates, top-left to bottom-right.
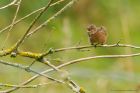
{"left": 87, "top": 24, "right": 107, "bottom": 46}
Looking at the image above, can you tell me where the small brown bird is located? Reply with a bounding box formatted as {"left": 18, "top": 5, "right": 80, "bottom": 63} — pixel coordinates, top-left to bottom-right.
{"left": 87, "top": 24, "right": 107, "bottom": 45}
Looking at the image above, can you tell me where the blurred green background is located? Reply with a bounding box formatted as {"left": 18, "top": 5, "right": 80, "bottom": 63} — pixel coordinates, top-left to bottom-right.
{"left": 0, "top": 0, "right": 140, "bottom": 93}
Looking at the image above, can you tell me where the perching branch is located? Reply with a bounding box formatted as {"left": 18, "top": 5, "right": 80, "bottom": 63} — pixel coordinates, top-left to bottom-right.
{"left": 0, "top": 43, "right": 140, "bottom": 57}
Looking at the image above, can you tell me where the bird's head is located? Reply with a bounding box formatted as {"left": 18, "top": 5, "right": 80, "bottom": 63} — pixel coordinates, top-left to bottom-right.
{"left": 87, "top": 24, "right": 97, "bottom": 32}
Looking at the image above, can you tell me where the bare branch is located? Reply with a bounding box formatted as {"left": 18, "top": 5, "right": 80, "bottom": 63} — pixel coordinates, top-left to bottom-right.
{"left": 1, "top": 0, "right": 22, "bottom": 49}
{"left": 0, "top": 43, "right": 140, "bottom": 57}
{"left": 42, "top": 44, "right": 140, "bottom": 56}
{"left": 25, "top": 0, "right": 78, "bottom": 41}
{"left": 0, "top": 82, "right": 55, "bottom": 88}
{"left": 2, "top": 52, "right": 140, "bottom": 93}
{"left": 0, "top": 0, "right": 65, "bottom": 34}
{"left": 13, "top": 0, "right": 54, "bottom": 50}
{"left": 0, "top": 60, "right": 64, "bottom": 84}
{"left": 0, "top": 0, "right": 18, "bottom": 10}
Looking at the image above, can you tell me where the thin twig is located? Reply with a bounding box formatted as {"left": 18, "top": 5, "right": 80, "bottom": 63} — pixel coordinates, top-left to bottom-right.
{"left": 0, "top": 0, "right": 77, "bottom": 57}
{"left": 54, "top": 44, "right": 140, "bottom": 52}
{"left": 66, "top": 78, "right": 85, "bottom": 93}
{"left": 13, "top": 0, "right": 54, "bottom": 50}
{"left": 0, "top": 44, "right": 140, "bottom": 57}
{"left": 59, "top": 53, "right": 140, "bottom": 67}
{"left": 0, "top": 82, "right": 55, "bottom": 88}
{"left": 0, "top": 60, "right": 63, "bottom": 84}
{"left": 42, "top": 44, "right": 140, "bottom": 56}
{"left": 1, "top": 0, "right": 22, "bottom": 49}
{"left": 0, "top": 0, "right": 18, "bottom": 10}
{"left": 2, "top": 52, "right": 140, "bottom": 93}
{"left": 25, "top": 0, "right": 78, "bottom": 41}
{"left": 0, "top": 0, "right": 65, "bottom": 34}
{"left": 41, "top": 58, "right": 61, "bottom": 71}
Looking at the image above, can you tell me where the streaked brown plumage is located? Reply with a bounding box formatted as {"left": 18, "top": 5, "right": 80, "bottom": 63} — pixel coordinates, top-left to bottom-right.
{"left": 87, "top": 24, "right": 107, "bottom": 45}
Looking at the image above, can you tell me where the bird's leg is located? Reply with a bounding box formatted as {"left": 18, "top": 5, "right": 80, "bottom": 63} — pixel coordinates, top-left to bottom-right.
{"left": 91, "top": 43, "right": 98, "bottom": 48}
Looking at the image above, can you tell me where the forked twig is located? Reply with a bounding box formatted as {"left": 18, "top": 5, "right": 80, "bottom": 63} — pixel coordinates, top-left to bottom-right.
{"left": 1, "top": 0, "right": 22, "bottom": 49}
{"left": 25, "top": 0, "right": 78, "bottom": 41}
{"left": 2, "top": 52, "right": 140, "bottom": 93}
{"left": 13, "top": 0, "right": 54, "bottom": 50}
{"left": 0, "top": 60, "right": 63, "bottom": 84}
{"left": 0, "top": 0, "right": 65, "bottom": 34}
